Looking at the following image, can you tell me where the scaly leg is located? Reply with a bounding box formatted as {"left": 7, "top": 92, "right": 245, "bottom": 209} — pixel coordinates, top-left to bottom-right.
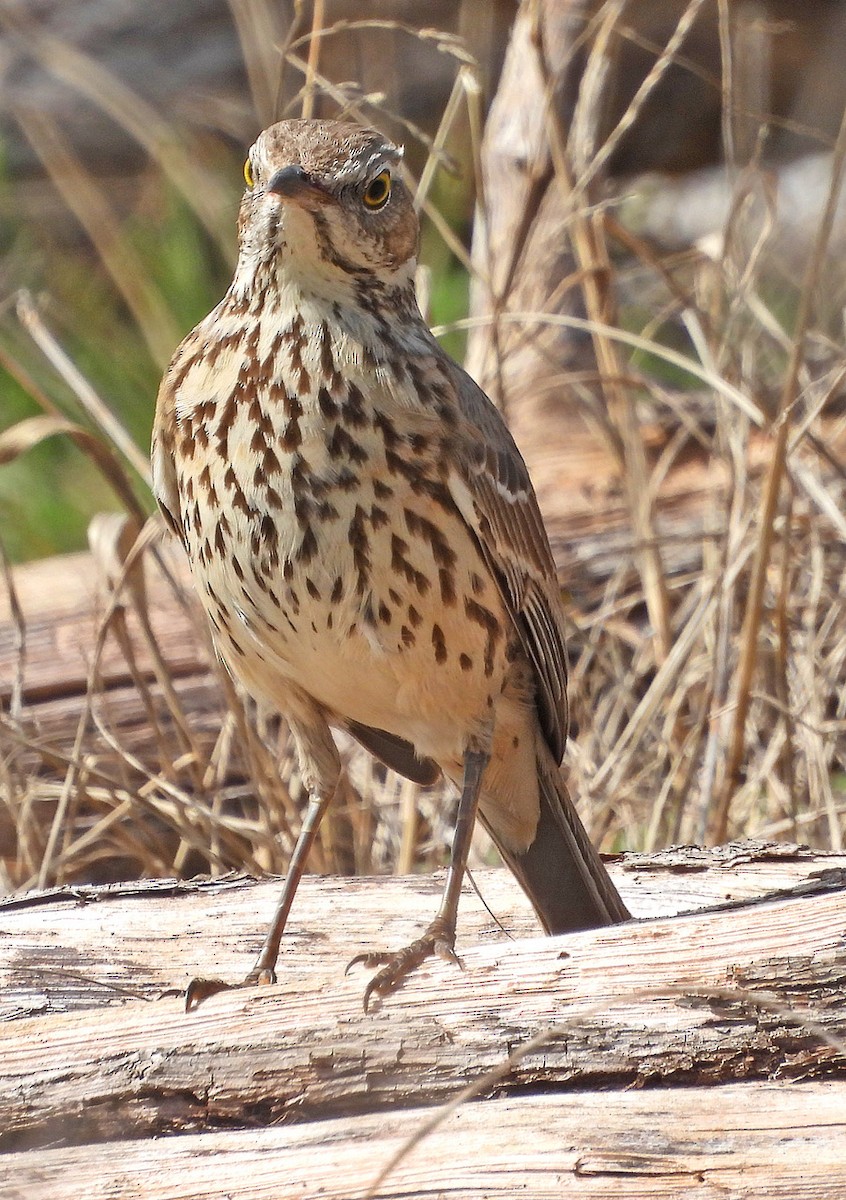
{"left": 185, "top": 706, "right": 339, "bottom": 1010}
{"left": 349, "top": 745, "right": 489, "bottom": 1012}
{"left": 244, "top": 786, "right": 335, "bottom": 984}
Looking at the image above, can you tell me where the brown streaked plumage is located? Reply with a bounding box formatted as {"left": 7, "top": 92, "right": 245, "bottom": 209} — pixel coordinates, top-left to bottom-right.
{"left": 152, "top": 118, "right": 629, "bottom": 1010}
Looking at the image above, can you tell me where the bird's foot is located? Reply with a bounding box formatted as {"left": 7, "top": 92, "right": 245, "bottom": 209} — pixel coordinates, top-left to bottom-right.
{"left": 347, "top": 919, "right": 462, "bottom": 1012}
{"left": 184, "top": 966, "right": 276, "bottom": 1011}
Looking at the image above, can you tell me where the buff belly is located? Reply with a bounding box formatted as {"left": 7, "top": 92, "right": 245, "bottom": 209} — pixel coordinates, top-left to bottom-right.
{"left": 189, "top": 484, "right": 511, "bottom": 764}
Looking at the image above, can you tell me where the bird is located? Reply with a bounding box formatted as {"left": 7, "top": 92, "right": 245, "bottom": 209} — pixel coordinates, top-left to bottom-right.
{"left": 151, "top": 118, "right": 630, "bottom": 1010}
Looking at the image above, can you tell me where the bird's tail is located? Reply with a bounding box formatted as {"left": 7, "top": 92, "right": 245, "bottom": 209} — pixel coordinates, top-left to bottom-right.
{"left": 479, "top": 743, "right": 630, "bottom": 934}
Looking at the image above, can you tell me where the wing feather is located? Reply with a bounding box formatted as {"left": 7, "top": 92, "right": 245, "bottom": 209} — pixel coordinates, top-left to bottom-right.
{"left": 446, "top": 364, "right": 570, "bottom": 763}
{"left": 150, "top": 381, "right": 185, "bottom": 546}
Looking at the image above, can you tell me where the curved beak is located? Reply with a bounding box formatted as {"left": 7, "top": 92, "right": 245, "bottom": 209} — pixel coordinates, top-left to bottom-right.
{"left": 267, "top": 165, "right": 329, "bottom": 208}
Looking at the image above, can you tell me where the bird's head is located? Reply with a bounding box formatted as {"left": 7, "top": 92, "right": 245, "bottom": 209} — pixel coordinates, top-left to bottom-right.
{"left": 235, "top": 119, "right": 419, "bottom": 302}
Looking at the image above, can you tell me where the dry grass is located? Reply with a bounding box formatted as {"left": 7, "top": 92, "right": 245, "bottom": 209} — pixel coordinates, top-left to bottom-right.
{"left": 0, "top": 1, "right": 844, "bottom": 896}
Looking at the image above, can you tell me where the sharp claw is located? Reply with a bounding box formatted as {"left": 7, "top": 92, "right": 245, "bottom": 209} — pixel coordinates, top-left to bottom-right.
{"left": 362, "top": 977, "right": 380, "bottom": 1014}
{"left": 436, "top": 941, "right": 463, "bottom": 969}
{"left": 185, "top": 977, "right": 232, "bottom": 1011}
{"left": 361, "top": 959, "right": 413, "bottom": 1012}
{"left": 353, "top": 926, "right": 460, "bottom": 1012}
{"left": 185, "top": 966, "right": 277, "bottom": 1010}
{"left": 345, "top": 951, "right": 390, "bottom": 975}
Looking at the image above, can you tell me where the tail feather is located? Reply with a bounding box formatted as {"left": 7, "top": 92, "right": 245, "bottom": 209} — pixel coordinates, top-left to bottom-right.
{"left": 479, "top": 745, "right": 630, "bottom": 934}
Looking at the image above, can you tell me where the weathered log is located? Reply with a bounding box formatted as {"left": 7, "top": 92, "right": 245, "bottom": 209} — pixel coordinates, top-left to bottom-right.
{"left": 1, "top": 846, "right": 844, "bottom": 1159}
{"left": 4, "top": 1082, "right": 845, "bottom": 1200}
{"left": 0, "top": 545, "right": 203, "bottom": 703}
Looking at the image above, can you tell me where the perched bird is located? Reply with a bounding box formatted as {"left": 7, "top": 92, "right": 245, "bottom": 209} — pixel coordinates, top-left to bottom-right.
{"left": 152, "top": 119, "right": 629, "bottom": 1009}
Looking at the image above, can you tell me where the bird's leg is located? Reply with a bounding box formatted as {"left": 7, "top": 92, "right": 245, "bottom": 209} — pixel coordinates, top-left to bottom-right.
{"left": 244, "top": 785, "right": 335, "bottom": 985}
{"left": 349, "top": 743, "right": 490, "bottom": 1012}
{"left": 185, "top": 708, "right": 339, "bottom": 1010}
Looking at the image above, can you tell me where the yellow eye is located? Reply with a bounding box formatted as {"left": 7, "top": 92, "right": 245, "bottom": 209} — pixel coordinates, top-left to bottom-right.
{"left": 363, "top": 170, "right": 391, "bottom": 209}
{"left": 243, "top": 158, "right": 255, "bottom": 189}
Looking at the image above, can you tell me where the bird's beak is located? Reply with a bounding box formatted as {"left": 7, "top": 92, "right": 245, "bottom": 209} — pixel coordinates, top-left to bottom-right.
{"left": 266, "top": 165, "right": 330, "bottom": 208}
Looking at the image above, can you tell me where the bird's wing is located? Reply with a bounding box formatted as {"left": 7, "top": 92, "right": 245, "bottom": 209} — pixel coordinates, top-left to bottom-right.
{"left": 150, "top": 353, "right": 191, "bottom": 545}
{"left": 446, "top": 363, "right": 569, "bottom": 764}
{"left": 344, "top": 721, "right": 441, "bottom": 786}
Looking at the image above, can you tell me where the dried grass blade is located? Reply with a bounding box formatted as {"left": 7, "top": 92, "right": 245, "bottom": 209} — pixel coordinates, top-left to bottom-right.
{"left": 0, "top": 9, "right": 233, "bottom": 257}
{"left": 714, "top": 102, "right": 846, "bottom": 841}
{"left": 0, "top": 414, "right": 146, "bottom": 525}
{"left": 13, "top": 111, "right": 182, "bottom": 370}
{"left": 16, "top": 293, "right": 152, "bottom": 486}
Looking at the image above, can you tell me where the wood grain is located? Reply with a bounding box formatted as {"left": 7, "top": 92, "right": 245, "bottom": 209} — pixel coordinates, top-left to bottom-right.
{"left": 1, "top": 848, "right": 844, "bottom": 1160}
{"left": 4, "top": 1082, "right": 844, "bottom": 1200}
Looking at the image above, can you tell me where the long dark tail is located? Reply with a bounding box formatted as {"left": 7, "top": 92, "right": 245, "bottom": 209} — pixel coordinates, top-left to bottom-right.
{"left": 480, "top": 745, "right": 630, "bottom": 934}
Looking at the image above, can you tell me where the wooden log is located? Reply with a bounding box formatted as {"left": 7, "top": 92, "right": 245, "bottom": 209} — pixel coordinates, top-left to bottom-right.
{"left": 1, "top": 847, "right": 844, "bottom": 1158}
{"left": 0, "top": 546, "right": 204, "bottom": 704}
{"left": 2, "top": 842, "right": 840, "bottom": 1018}
{"left": 3, "top": 1081, "right": 845, "bottom": 1200}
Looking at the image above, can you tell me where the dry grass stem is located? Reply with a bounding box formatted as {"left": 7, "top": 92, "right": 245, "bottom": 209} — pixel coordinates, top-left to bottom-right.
{"left": 14, "top": 111, "right": 182, "bottom": 369}
{"left": 0, "top": 8, "right": 234, "bottom": 258}
{"left": 16, "top": 294, "right": 153, "bottom": 486}
{"left": 714, "top": 101, "right": 846, "bottom": 840}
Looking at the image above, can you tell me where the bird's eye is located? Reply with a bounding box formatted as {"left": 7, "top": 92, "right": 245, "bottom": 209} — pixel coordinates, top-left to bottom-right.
{"left": 362, "top": 170, "right": 391, "bottom": 209}
{"left": 243, "top": 158, "right": 255, "bottom": 189}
